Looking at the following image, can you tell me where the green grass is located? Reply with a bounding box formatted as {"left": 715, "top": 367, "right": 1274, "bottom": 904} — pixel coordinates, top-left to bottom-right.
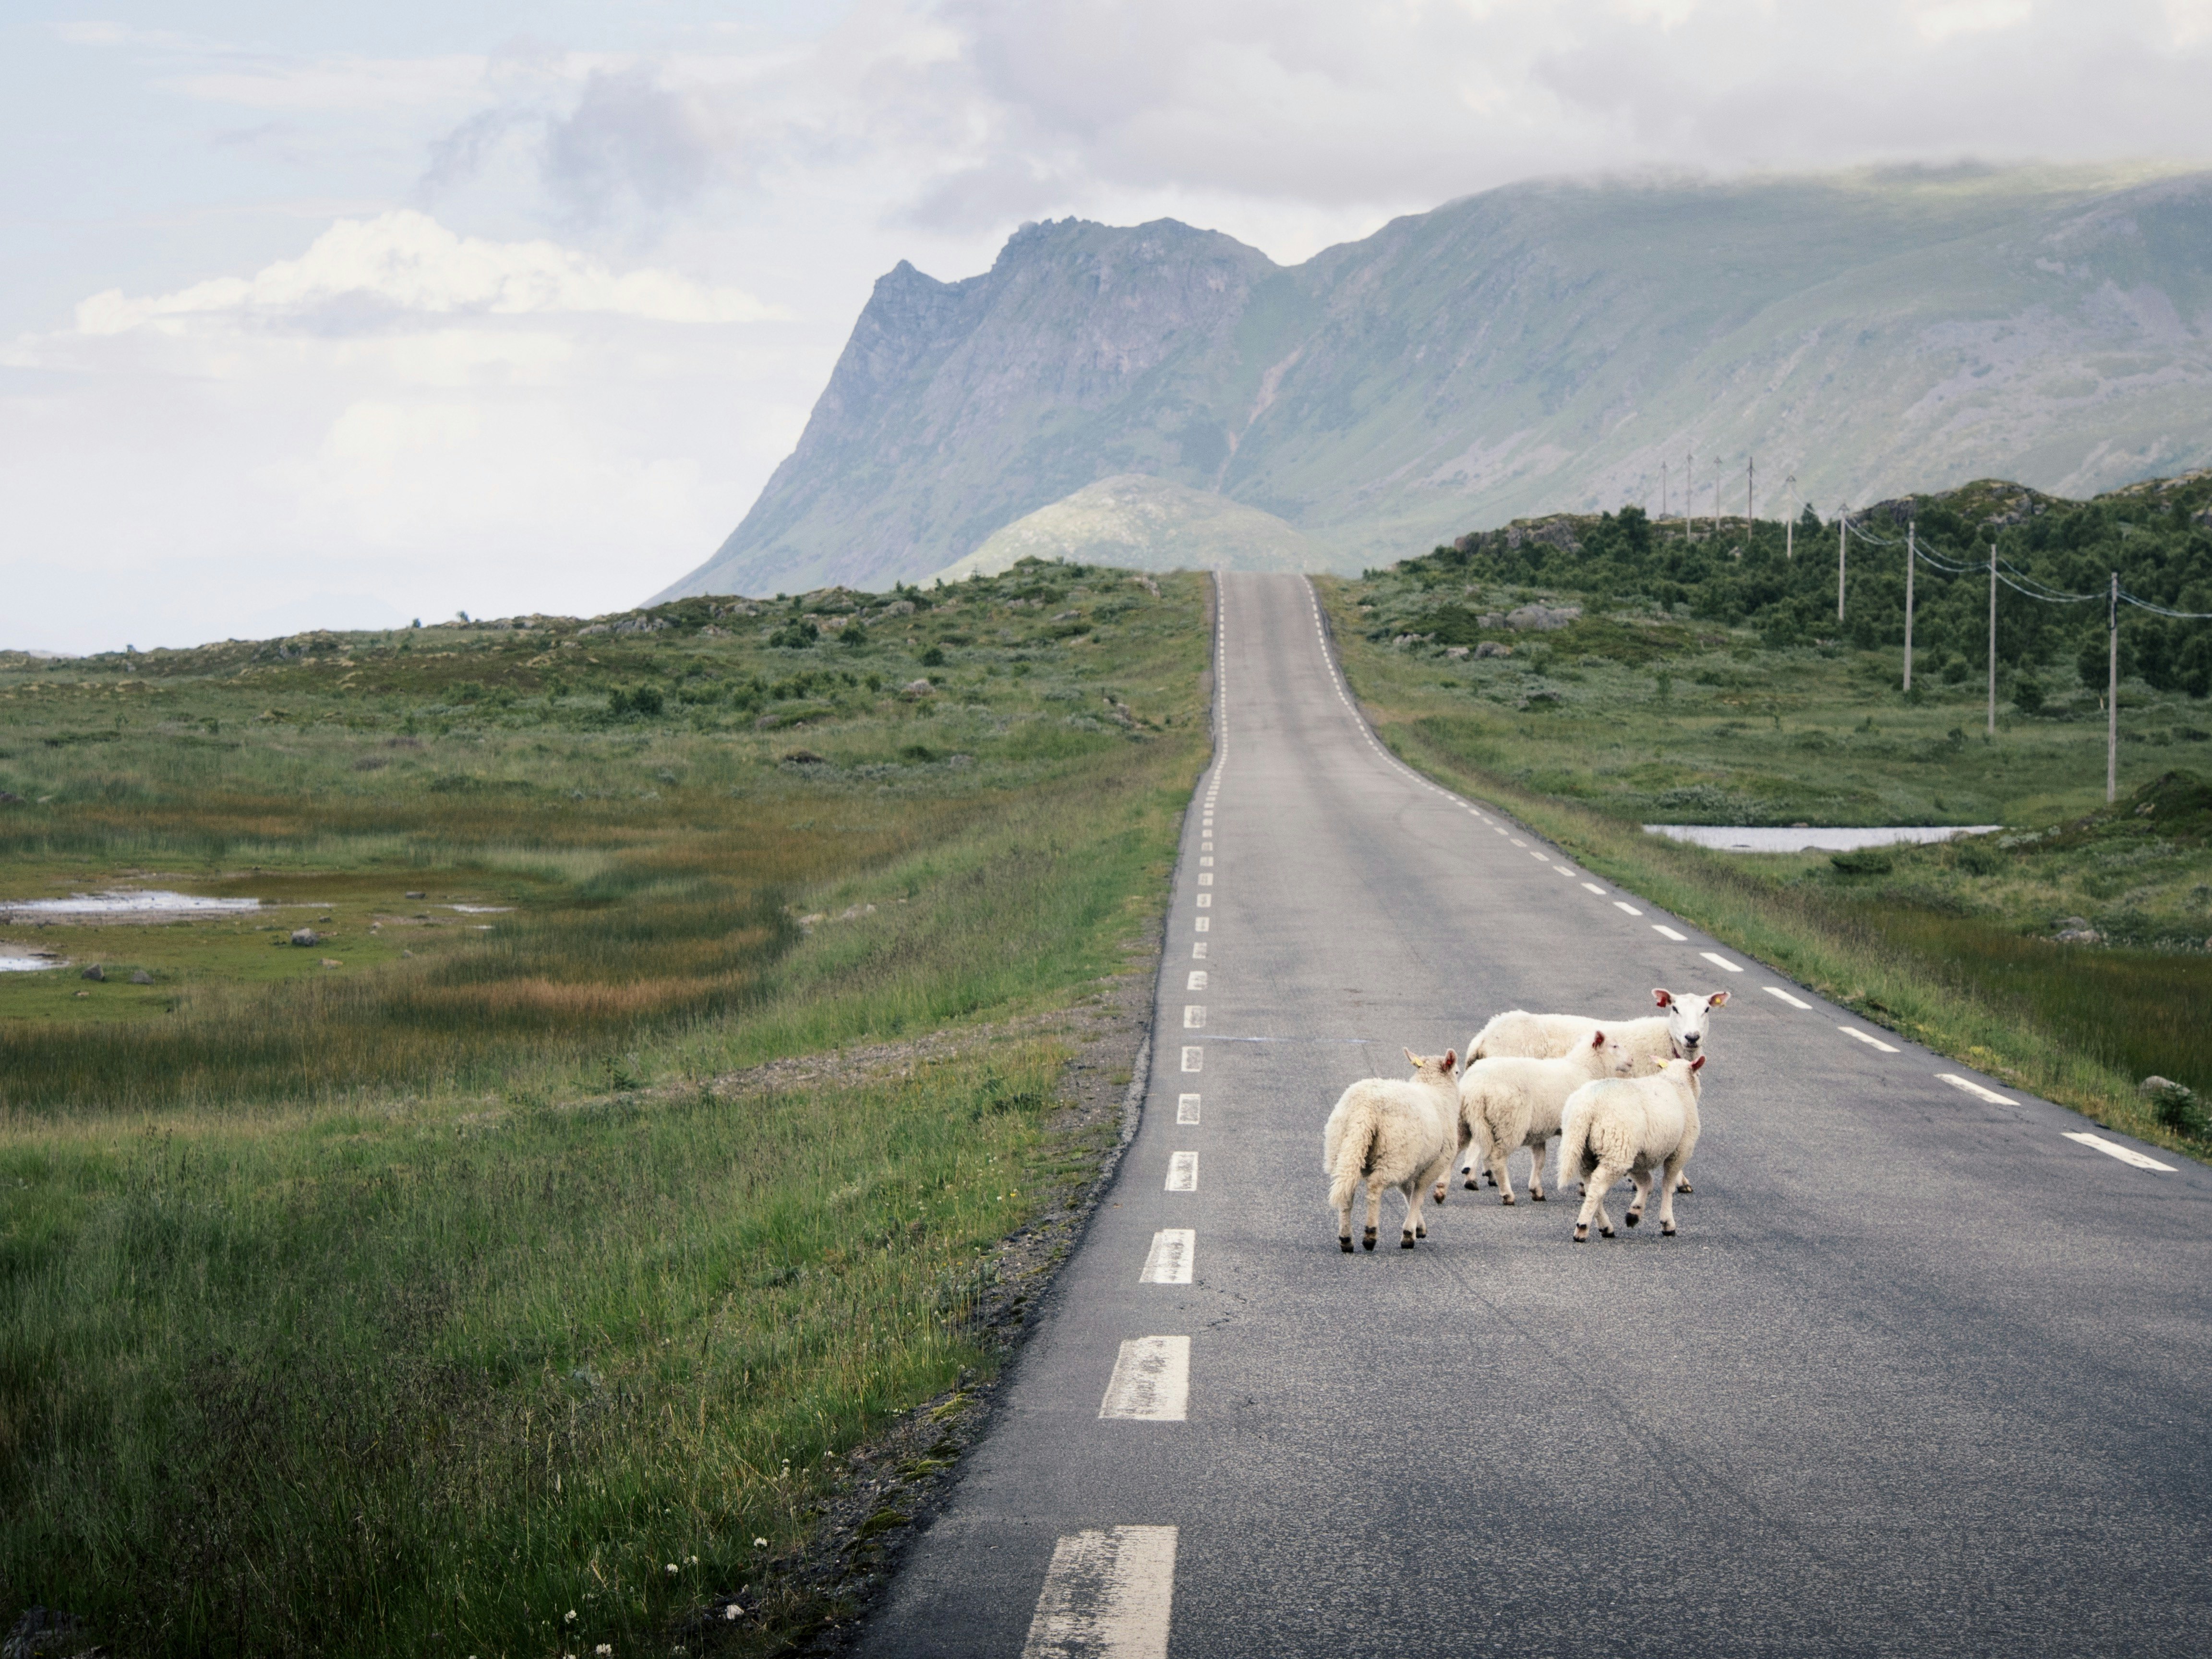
{"left": 1321, "top": 559, "right": 2212, "bottom": 1158}
{"left": 0, "top": 562, "right": 1212, "bottom": 1653}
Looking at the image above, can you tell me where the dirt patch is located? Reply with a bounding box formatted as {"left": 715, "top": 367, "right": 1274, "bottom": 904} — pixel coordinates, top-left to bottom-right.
{"left": 674, "top": 917, "right": 1165, "bottom": 1654}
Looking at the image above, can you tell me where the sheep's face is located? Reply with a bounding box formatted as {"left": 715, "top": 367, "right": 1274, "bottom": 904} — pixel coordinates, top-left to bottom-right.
{"left": 1659, "top": 1054, "right": 1706, "bottom": 1095}
{"left": 1652, "top": 987, "right": 1729, "bottom": 1058}
{"left": 1587, "top": 1028, "right": 1635, "bottom": 1076}
{"left": 1403, "top": 1047, "right": 1459, "bottom": 1084}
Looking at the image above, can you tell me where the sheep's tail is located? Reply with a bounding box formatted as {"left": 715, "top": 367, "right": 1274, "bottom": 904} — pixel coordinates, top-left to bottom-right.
{"left": 1329, "top": 1103, "right": 1379, "bottom": 1214}
{"left": 1555, "top": 1093, "right": 1593, "bottom": 1193}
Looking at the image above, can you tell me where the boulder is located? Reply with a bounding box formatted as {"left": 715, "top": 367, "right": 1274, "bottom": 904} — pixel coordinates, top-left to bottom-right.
{"left": 1474, "top": 642, "right": 1513, "bottom": 659}
{"left": 290, "top": 927, "right": 321, "bottom": 947}
{"left": 78, "top": 964, "right": 104, "bottom": 982}
{"left": 1504, "top": 603, "right": 1582, "bottom": 632}
{"left": 902, "top": 679, "right": 935, "bottom": 698}
{"left": 129, "top": 969, "right": 153, "bottom": 985}
{"left": 3, "top": 1605, "right": 101, "bottom": 1659}
{"left": 404, "top": 890, "right": 426, "bottom": 899}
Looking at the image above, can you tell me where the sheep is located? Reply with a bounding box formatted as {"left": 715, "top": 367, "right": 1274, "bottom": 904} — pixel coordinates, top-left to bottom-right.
{"left": 1323, "top": 1048, "right": 1460, "bottom": 1252}
{"left": 1464, "top": 988, "right": 1729, "bottom": 1191}
{"left": 1554, "top": 1055, "right": 1706, "bottom": 1242}
{"left": 1438, "top": 1028, "right": 1630, "bottom": 1207}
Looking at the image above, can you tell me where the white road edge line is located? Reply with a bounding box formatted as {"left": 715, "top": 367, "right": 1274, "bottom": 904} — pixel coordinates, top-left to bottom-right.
{"left": 1099, "top": 1336, "right": 1190, "bottom": 1420}
{"left": 1141, "top": 1227, "right": 1195, "bottom": 1281}
{"left": 1581, "top": 882, "right": 1607, "bottom": 895}
{"left": 1699, "top": 950, "right": 1743, "bottom": 973}
{"left": 2063, "top": 1131, "right": 2178, "bottom": 1172}
{"left": 1183, "top": 1005, "right": 1205, "bottom": 1029}
{"left": 1764, "top": 986, "right": 1813, "bottom": 1010}
{"left": 1180, "top": 1046, "right": 1202, "bottom": 1073}
{"left": 1613, "top": 900, "right": 1644, "bottom": 916}
{"left": 1652, "top": 925, "right": 1687, "bottom": 941}
{"left": 1022, "top": 1525, "right": 1178, "bottom": 1659}
{"left": 1937, "top": 1073, "right": 2012, "bottom": 1105}
{"left": 1166, "top": 1152, "right": 1198, "bottom": 1191}
{"left": 1839, "top": 1025, "right": 1899, "bottom": 1053}
{"left": 1177, "top": 1093, "right": 1200, "bottom": 1124}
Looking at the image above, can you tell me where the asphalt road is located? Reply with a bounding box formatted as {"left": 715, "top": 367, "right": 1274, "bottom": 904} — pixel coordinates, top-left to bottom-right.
{"left": 866, "top": 571, "right": 2212, "bottom": 1657}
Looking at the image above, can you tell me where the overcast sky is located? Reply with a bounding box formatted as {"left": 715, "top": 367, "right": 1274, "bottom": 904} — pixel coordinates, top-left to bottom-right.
{"left": 7, "top": 0, "right": 2211, "bottom": 652}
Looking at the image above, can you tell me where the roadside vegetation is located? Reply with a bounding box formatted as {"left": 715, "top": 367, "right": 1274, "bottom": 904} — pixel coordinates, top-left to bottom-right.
{"left": 0, "top": 563, "right": 1209, "bottom": 1655}
{"left": 1322, "top": 470, "right": 2212, "bottom": 1156}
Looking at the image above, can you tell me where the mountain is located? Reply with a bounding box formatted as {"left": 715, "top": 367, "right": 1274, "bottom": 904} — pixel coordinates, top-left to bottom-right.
{"left": 926, "top": 474, "right": 1318, "bottom": 583}
{"left": 656, "top": 164, "right": 2212, "bottom": 600}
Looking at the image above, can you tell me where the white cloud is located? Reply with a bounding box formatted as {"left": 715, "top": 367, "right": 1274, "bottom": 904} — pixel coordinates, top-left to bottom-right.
{"left": 69, "top": 211, "right": 786, "bottom": 335}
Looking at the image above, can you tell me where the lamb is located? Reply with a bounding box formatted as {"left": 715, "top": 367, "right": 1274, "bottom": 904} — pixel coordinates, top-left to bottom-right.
{"left": 1323, "top": 1049, "right": 1461, "bottom": 1252}
{"left": 1438, "top": 1028, "right": 1630, "bottom": 1207}
{"left": 1464, "top": 988, "right": 1728, "bottom": 1190}
{"left": 1554, "top": 1055, "right": 1706, "bottom": 1242}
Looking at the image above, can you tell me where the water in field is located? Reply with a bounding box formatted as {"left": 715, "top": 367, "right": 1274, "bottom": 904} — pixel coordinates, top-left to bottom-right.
{"left": 1644, "top": 824, "right": 2002, "bottom": 853}
{"left": 0, "top": 890, "right": 263, "bottom": 917}
{"left": 0, "top": 955, "right": 64, "bottom": 972}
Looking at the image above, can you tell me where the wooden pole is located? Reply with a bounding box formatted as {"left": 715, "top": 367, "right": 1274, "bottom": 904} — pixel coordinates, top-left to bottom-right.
{"left": 1837, "top": 509, "right": 1848, "bottom": 624}
{"left": 2108, "top": 571, "right": 2119, "bottom": 803}
{"left": 1986, "top": 531, "right": 1998, "bottom": 737}
{"left": 1903, "top": 520, "right": 1915, "bottom": 690}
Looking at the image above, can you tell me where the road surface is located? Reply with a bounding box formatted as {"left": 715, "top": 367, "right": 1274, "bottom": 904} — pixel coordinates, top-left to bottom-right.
{"left": 867, "top": 571, "right": 2212, "bottom": 1657}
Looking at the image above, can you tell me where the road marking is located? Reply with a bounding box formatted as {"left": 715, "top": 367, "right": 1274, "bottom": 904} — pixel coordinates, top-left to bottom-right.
{"left": 1938, "top": 1073, "right": 2012, "bottom": 1104}
{"left": 1700, "top": 951, "right": 1743, "bottom": 973}
{"left": 2064, "top": 1131, "right": 2177, "bottom": 1172}
{"left": 1177, "top": 1093, "right": 1200, "bottom": 1124}
{"left": 1199, "top": 855, "right": 1213, "bottom": 866}
{"left": 1194, "top": 917, "right": 1209, "bottom": 932}
{"left": 1529, "top": 851, "right": 1548, "bottom": 862}
{"left": 1510, "top": 838, "right": 1526, "bottom": 846}
{"left": 1613, "top": 900, "right": 1644, "bottom": 915}
{"left": 1197, "top": 873, "right": 1213, "bottom": 886}
{"left": 1839, "top": 1025, "right": 1899, "bottom": 1053}
{"left": 1764, "top": 986, "right": 1812, "bottom": 1010}
{"left": 1581, "top": 882, "right": 1607, "bottom": 895}
{"left": 1183, "top": 1005, "right": 1205, "bottom": 1029}
{"left": 1553, "top": 864, "right": 1575, "bottom": 876}
{"left": 1141, "top": 1227, "right": 1194, "bottom": 1280}
{"left": 1166, "top": 1152, "right": 1197, "bottom": 1191}
{"left": 1492, "top": 826, "right": 1507, "bottom": 835}
{"left": 1180, "top": 1046, "right": 1202, "bottom": 1073}
{"left": 1196, "top": 894, "right": 1211, "bottom": 908}
{"left": 1099, "top": 1336, "right": 1190, "bottom": 1420}
{"left": 1021, "top": 1525, "right": 1178, "bottom": 1659}
{"left": 1190, "top": 942, "right": 1207, "bottom": 959}
{"left": 1187, "top": 970, "right": 1207, "bottom": 990}
{"left": 1653, "top": 925, "right": 1687, "bottom": 941}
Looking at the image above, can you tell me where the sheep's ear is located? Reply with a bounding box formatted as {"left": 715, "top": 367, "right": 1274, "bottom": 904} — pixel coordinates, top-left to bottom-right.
{"left": 1652, "top": 987, "right": 1674, "bottom": 1008}
{"left": 1690, "top": 1054, "right": 1707, "bottom": 1072}
{"left": 1443, "top": 1048, "right": 1458, "bottom": 1074}
{"left": 1589, "top": 1029, "right": 1607, "bottom": 1047}
{"left": 1403, "top": 1046, "right": 1419, "bottom": 1068}
{"left": 1708, "top": 990, "right": 1731, "bottom": 1007}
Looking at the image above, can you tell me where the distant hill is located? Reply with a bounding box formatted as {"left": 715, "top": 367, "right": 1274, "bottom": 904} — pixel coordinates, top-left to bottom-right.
{"left": 926, "top": 474, "right": 1319, "bottom": 583}
{"left": 656, "top": 164, "right": 2212, "bottom": 601}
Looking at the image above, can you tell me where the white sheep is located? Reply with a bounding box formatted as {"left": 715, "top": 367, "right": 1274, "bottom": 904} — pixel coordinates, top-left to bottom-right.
{"left": 1554, "top": 1055, "right": 1706, "bottom": 1242}
{"left": 1323, "top": 1048, "right": 1460, "bottom": 1252}
{"left": 1438, "top": 1028, "right": 1630, "bottom": 1207}
{"left": 1465, "top": 988, "right": 1729, "bottom": 1191}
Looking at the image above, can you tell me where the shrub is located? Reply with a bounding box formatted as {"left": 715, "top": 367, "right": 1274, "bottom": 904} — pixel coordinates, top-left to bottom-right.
{"left": 769, "top": 621, "right": 819, "bottom": 649}
{"left": 1830, "top": 849, "right": 1894, "bottom": 876}
{"left": 919, "top": 645, "right": 947, "bottom": 668}
{"left": 2012, "top": 676, "right": 2045, "bottom": 715}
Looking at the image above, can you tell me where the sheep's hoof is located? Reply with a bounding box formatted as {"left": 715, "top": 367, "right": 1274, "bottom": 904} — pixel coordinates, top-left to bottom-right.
{"left": 1661, "top": 1223, "right": 1677, "bottom": 1237}
{"left": 1499, "top": 1192, "right": 1515, "bottom": 1206}
{"left": 1340, "top": 1237, "right": 1355, "bottom": 1253}
{"left": 1362, "top": 1236, "right": 1376, "bottom": 1252}
{"left": 1677, "top": 1179, "right": 1694, "bottom": 1194}
{"left": 1400, "top": 1235, "right": 1416, "bottom": 1249}
{"left": 1531, "top": 1191, "right": 1546, "bottom": 1202}
{"left": 1625, "top": 1211, "right": 1641, "bottom": 1228}
{"left": 1599, "top": 1226, "right": 1615, "bottom": 1239}
{"left": 1572, "top": 1226, "right": 1589, "bottom": 1243}
{"left": 1484, "top": 1172, "right": 1497, "bottom": 1187}
{"left": 1463, "top": 1177, "right": 1480, "bottom": 1190}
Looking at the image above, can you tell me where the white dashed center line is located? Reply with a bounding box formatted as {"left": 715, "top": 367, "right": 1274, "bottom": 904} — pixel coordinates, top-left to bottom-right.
{"left": 1166, "top": 1152, "right": 1197, "bottom": 1191}
{"left": 1581, "top": 882, "right": 1607, "bottom": 895}
{"left": 1613, "top": 900, "right": 1644, "bottom": 915}
{"left": 1699, "top": 951, "right": 1743, "bottom": 973}
{"left": 1141, "top": 1228, "right": 1195, "bottom": 1281}
{"left": 1552, "top": 864, "right": 1575, "bottom": 876}
{"left": 2063, "top": 1132, "right": 2177, "bottom": 1172}
{"left": 1022, "top": 1525, "right": 1178, "bottom": 1659}
{"left": 1653, "top": 925, "right": 1688, "bottom": 941}
{"left": 1839, "top": 1026, "right": 1899, "bottom": 1053}
{"left": 1099, "top": 1337, "right": 1190, "bottom": 1421}
{"left": 1529, "top": 851, "right": 1548, "bottom": 863}
{"left": 1177, "top": 1093, "right": 1201, "bottom": 1124}
{"left": 1180, "top": 1046, "right": 1202, "bottom": 1073}
{"left": 1510, "top": 838, "right": 1527, "bottom": 847}
{"left": 1938, "top": 1073, "right": 2011, "bottom": 1104}
{"left": 1764, "top": 986, "right": 1813, "bottom": 1010}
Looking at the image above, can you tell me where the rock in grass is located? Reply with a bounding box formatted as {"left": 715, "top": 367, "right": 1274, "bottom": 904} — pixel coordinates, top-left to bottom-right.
{"left": 130, "top": 969, "right": 152, "bottom": 985}
{"left": 902, "top": 678, "right": 935, "bottom": 698}
{"left": 78, "top": 964, "right": 103, "bottom": 982}
{"left": 290, "top": 927, "right": 320, "bottom": 946}
{"left": 404, "top": 890, "right": 426, "bottom": 899}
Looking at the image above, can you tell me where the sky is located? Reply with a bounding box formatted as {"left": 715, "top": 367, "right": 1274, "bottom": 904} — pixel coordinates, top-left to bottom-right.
{"left": 6, "top": 1, "right": 2212, "bottom": 653}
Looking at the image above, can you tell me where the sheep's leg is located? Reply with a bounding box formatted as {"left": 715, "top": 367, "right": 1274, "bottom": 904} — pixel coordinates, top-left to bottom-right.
{"left": 1573, "top": 1162, "right": 1627, "bottom": 1242}
{"left": 1337, "top": 1186, "right": 1356, "bottom": 1253}
{"left": 1675, "top": 1173, "right": 1694, "bottom": 1195}
{"left": 1488, "top": 1132, "right": 1520, "bottom": 1205}
{"left": 1624, "top": 1166, "right": 1653, "bottom": 1228}
{"left": 1526, "top": 1137, "right": 1548, "bottom": 1202}
{"left": 1415, "top": 1149, "right": 1455, "bottom": 1238}
{"left": 1439, "top": 1122, "right": 1474, "bottom": 1204}
{"left": 1658, "top": 1155, "right": 1688, "bottom": 1236}
{"left": 1363, "top": 1180, "right": 1382, "bottom": 1251}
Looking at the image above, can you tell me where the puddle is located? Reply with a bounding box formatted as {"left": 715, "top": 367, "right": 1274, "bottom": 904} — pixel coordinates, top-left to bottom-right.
{"left": 1644, "top": 824, "right": 2003, "bottom": 853}
{"left": 0, "top": 890, "right": 264, "bottom": 918}
{"left": 0, "top": 955, "right": 65, "bottom": 973}
{"left": 446, "top": 904, "right": 514, "bottom": 914}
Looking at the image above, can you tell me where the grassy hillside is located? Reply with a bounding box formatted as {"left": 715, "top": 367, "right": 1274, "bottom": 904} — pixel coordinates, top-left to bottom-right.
{"left": 929, "top": 474, "right": 1319, "bottom": 583}
{"left": 1322, "top": 474, "right": 2212, "bottom": 1152}
{"left": 0, "top": 562, "right": 1211, "bottom": 1655}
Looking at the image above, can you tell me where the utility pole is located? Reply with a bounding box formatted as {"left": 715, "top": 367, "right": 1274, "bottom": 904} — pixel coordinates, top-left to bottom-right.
{"left": 1746, "top": 456, "right": 1755, "bottom": 529}
{"left": 1686, "top": 449, "right": 1694, "bottom": 540}
{"left": 1661, "top": 462, "right": 1668, "bottom": 520}
{"left": 1837, "top": 508, "right": 1849, "bottom": 624}
{"left": 1783, "top": 474, "right": 1796, "bottom": 561}
{"left": 1986, "top": 528, "right": 1999, "bottom": 738}
{"left": 2108, "top": 570, "right": 2119, "bottom": 803}
{"left": 1902, "top": 519, "right": 1915, "bottom": 690}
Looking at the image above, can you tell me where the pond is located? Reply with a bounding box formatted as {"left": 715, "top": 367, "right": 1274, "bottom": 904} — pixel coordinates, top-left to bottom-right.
{"left": 1643, "top": 825, "right": 2002, "bottom": 853}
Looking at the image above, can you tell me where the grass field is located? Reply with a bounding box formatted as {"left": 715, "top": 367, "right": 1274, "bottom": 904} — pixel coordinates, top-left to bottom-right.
{"left": 0, "top": 566, "right": 1210, "bottom": 1655}
{"left": 1321, "top": 527, "right": 2212, "bottom": 1154}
